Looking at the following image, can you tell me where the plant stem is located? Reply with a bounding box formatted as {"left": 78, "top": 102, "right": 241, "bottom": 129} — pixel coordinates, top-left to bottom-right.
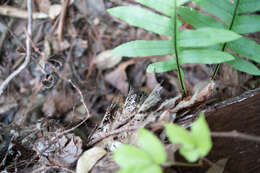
{"left": 211, "top": 130, "right": 260, "bottom": 143}
{"left": 163, "top": 160, "right": 203, "bottom": 167}
{"left": 211, "top": 0, "right": 240, "bottom": 80}
{"left": 0, "top": 0, "right": 32, "bottom": 96}
{"left": 173, "top": 0, "right": 186, "bottom": 96}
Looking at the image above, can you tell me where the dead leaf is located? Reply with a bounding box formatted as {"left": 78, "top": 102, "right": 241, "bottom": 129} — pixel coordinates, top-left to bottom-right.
{"left": 206, "top": 158, "right": 228, "bottom": 173}
{"left": 94, "top": 50, "right": 122, "bottom": 70}
{"left": 73, "top": 39, "right": 89, "bottom": 58}
{"left": 54, "top": 134, "right": 83, "bottom": 167}
{"left": 91, "top": 153, "right": 120, "bottom": 173}
{"left": 165, "top": 144, "right": 180, "bottom": 162}
{"left": 0, "top": 5, "right": 48, "bottom": 19}
{"left": 76, "top": 147, "right": 107, "bottom": 173}
{"left": 146, "top": 72, "right": 159, "bottom": 90}
{"left": 170, "top": 80, "right": 215, "bottom": 113}
{"left": 48, "top": 4, "right": 62, "bottom": 19}
{"left": 42, "top": 98, "right": 56, "bottom": 117}
{"left": 105, "top": 60, "right": 135, "bottom": 94}
{"left": 42, "top": 90, "right": 77, "bottom": 118}
{"left": 35, "top": 0, "right": 51, "bottom": 14}
{"left": 51, "top": 38, "right": 71, "bottom": 52}
{"left": 138, "top": 85, "right": 162, "bottom": 112}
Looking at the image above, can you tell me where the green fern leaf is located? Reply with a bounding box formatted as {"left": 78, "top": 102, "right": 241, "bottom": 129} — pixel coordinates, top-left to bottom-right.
{"left": 107, "top": 0, "right": 243, "bottom": 93}
{"left": 111, "top": 40, "right": 173, "bottom": 57}
{"left": 179, "top": 0, "right": 260, "bottom": 75}
{"left": 107, "top": 6, "right": 172, "bottom": 36}
{"left": 147, "top": 60, "right": 177, "bottom": 73}
{"left": 238, "top": 0, "right": 260, "bottom": 13}
{"left": 228, "top": 56, "right": 260, "bottom": 75}
{"left": 135, "top": 0, "right": 189, "bottom": 16}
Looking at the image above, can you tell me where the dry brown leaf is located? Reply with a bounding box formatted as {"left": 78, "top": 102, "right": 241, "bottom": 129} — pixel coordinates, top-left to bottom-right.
{"left": 76, "top": 147, "right": 107, "bottom": 173}
{"left": 48, "top": 4, "right": 62, "bottom": 19}
{"left": 42, "top": 91, "right": 77, "bottom": 118}
{"left": 51, "top": 38, "right": 71, "bottom": 52}
{"left": 206, "top": 158, "right": 228, "bottom": 173}
{"left": 105, "top": 60, "right": 135, "bottom": 94}
{"left": 35, "top": 0, "right": 51, "bottom": 14}
{"left": 54, "top": 134, "right": 83, "bottom": 167}
{"left": 35, "top": 132, "right": 83, "bottom": 168}
{"left": 165, "top": 144, "right": 180, "bottom": 162}
{"left": 94, "top": 50, "right": 122, "bottom": 70}
{"left": 170, "top": 80, "right": 215, "bottom": 113}
{"left": 42, "top": 98, "right": 56, "bottom": 117}
{"left": 0, "top": 5, "right": 48, "bottom": 19}
{"left": 146, "top": 72, "right": 159, "bottom": 90}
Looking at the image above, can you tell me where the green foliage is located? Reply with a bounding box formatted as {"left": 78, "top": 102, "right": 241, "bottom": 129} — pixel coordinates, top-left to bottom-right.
{"left": 138, "top": 129, "right": 166, "bottom": 164}
{"left": 107, "top": 0, "right": 241, "bottom": 95}
{"left": 113, "top": 129, "right": 165, "bottom": 173}
{"left": 114, "top": 113, "right": 212, "bottom": 173}
{"left": 178, "top": 0, "right": 260, "bottom": 75}
{"left": 165, "top": 113, "right": 212, "bottom": 162}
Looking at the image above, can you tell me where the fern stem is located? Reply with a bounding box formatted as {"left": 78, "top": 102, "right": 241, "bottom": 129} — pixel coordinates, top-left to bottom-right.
{"left": 211, "top": 0, "right": 240, "bottom": 80}
{"left": 173, "top": 0, "right": 187, "bottom": 96}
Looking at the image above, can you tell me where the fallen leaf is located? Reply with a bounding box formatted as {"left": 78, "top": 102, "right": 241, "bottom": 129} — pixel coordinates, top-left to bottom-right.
{"left": 206, "top": 158, "right": 228, "bottom": 173}
{"left": 170, "top": 80, "right": 215, "bottom": 113}
{"left": 165, "top": 144, "right": 180, "bottom": 162}
{"left": 73, "top": 39, "right": 89, "bottom": 58}
{"left": 76, "top": 147, "right": 107, "bottom": 173}
{"left": 35, "top": 132, "right": 83, "bottom": 168}
{"left": 51, "top": 38, "right": 71, "bottom": 52}
{"left": 42, "top": 98, "right": 56, "bottom": 117}
{"left": 146, "top": 72, "right": 159, "bottom": 90}
{"left": 54, "top": 134, "right": 83, "bottom": 167}
{"left": 35, "top": 0, "right": 51, "bottom": 14}
{"left": 105, "top": 60, "right": 135, "bottom": 94}
{"left": 48, "top": 4, "right": 62, "bottom": 19}
{"left": 94, "top": 50, "right": 122, "bottom": 70}
{"left": 42, "top": 90, "right": 77, "bottom": 118}
{"left": 138, "top": 85, "right": 162, "bottom": 112}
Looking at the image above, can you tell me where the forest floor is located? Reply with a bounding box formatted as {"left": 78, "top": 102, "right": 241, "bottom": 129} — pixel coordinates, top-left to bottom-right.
{"left": 0, "top": 0, "right": 259, "bottom": 173}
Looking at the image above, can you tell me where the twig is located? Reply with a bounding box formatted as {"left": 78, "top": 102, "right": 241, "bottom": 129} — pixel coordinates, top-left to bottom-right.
{"left": 0, "top": 5, "right": 47, "bottom": 19}
{"left": 0, "top": 0, "right": 32, "bottom": 96}
{"left": 56, "top": 112, "right": 89, "bottom": 136}
{"left": 211, "top": 130, "right": 260, "bottom": 143}
{"left": 88, "top": 126, "right": 139, "bottom": 146}
{"left": 57, "top": 0, "right": 69, "bottom": 41}
{"left": 68, "top": 79, "right": 90, "bottom": 120}
{"left": 163, "top": 160, "right": 203, "bottom": 167}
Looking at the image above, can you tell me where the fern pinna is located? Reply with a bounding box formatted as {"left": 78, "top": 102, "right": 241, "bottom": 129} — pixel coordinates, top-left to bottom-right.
{"left": 178, "top": 0, "right": 260, "bottom": 77}
{"left": 107, "top": 0, "right": 242, "bottom": 95}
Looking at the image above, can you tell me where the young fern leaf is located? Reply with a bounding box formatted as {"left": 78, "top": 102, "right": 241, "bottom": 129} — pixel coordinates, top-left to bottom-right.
{"left": 178, "top": 0, "right": 260, "bottom": 77}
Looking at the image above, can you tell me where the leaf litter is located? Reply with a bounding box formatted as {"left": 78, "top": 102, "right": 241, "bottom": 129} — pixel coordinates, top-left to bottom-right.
{"left": 0, "top": 0, "right": 258, "bottom": 172}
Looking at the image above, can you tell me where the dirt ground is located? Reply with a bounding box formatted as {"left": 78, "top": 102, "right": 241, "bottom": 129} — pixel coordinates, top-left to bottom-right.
{"left": 0, "top": 0, "right": 259, "bottom": 173}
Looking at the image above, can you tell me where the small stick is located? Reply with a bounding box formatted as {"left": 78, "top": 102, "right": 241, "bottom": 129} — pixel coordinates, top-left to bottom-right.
{"left": 68, "top": 79, "right": 90, "bottom": 120}
{"left": 211, "top": 130, "right": 260, "bottom": 143}
{"left": 88, "top": 126, "right": 139, "bottom": 146}
{"left": 0, "top": 0, "right": 32, "bottom": 96}
{"left": 57, "top": 0, "right": 69, "bottom": 41}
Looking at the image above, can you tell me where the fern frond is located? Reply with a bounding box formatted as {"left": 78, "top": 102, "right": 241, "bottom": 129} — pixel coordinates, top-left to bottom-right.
{"left": 107, "top": 0, "right": 242, "bottom": 94}
{"left": 107, "top": 6, "right": 172, "bottom": 36}
{"left": 179, "top": 0, "right": 260, "bottom": 76}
